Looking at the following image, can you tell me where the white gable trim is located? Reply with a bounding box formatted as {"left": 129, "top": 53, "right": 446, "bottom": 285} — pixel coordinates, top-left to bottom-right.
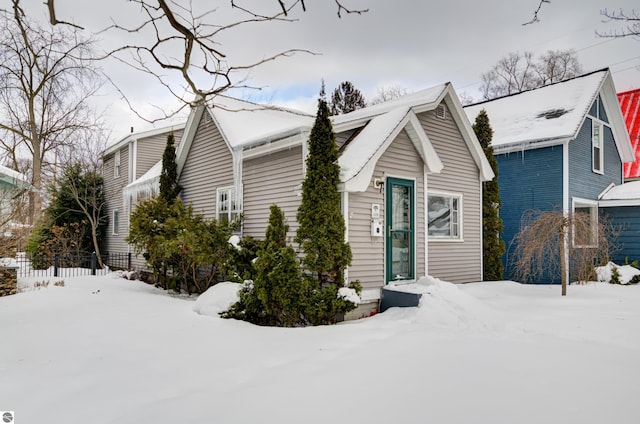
{"left": 340, "top": 110, "right": 443, "bottom": 192}
{"left": 406, "top": 113, "right": 444, "bottom": 174}
{"left": 175, "top": 105, "right": 206, "bottom": 176}
{"left": 599, "top": 71, "right": 634, "bottom": 163}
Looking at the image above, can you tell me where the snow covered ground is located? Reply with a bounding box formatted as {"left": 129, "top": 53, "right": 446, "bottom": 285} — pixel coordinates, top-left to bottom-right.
{"left": 2, "top": 274, "right": 639, "bottom": 424}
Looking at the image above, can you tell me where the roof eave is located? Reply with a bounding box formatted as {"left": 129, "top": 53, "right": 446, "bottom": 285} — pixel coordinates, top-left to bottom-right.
{"left": 104, "top": 122, "right": 187, "bottom": 156}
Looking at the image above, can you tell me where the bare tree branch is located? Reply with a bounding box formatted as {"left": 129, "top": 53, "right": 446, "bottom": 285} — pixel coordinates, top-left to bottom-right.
{"left": 598, "top": 8, "right": 640, "bottom": 39}
{"left": 44, "top": 0, "right": 83, "bottom": 29}
{"left": 523, "top": 0, "right": 550, "bottom": 26}
{"left": 0, "top": 9, "right": 104, "bottom": 222}
{"left": 15, "top": 0, "right": 365, "bottom": 121}
{"left": 480, "top": 49, "right": 582, "bottom": 100}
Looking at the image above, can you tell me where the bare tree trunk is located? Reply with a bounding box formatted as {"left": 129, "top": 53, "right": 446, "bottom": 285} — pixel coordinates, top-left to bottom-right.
{"left": 560, "top": 226, "right": 567, "bottom": 296}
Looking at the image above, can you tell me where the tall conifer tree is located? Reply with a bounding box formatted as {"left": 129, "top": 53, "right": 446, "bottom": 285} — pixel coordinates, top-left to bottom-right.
{"left": 473, "top": 109, "right": 505, "bottom": 280}
{"left": 159, "top": 132, "right": 182, "bottom": 203}
{"left": 296, "top": 86, "right": 351, "bottom": 286}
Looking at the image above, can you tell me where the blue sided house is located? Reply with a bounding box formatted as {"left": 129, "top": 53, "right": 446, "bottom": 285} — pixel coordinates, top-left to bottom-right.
{"left": 465, "top": 69, "right": 634, "bottom": 283}
{"left": 599, "top": 181, "right": 640, "bottom": 264}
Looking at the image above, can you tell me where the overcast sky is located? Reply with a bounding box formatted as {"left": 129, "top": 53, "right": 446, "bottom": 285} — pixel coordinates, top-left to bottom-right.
{"left": 15, "top": 0, "right": 640, "bottom": 142}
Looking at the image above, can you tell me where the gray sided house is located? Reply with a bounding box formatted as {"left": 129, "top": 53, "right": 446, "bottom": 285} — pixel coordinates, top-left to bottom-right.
{"left": 119, "top": 83, "right": 492, "bottom": 313}
{"left": 464, "top": 69, "right": 634, "bottom": 283}
{"left": 103, "top": 123, "right": 185, "bottom": 268}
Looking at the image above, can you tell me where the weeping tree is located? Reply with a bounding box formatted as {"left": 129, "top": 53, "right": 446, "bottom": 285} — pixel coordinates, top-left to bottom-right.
{"left": 472, "top": 109, "right": 505, "bottom": 281}
{"left": 511, "top": 209, "right": 617, "bottom": 296}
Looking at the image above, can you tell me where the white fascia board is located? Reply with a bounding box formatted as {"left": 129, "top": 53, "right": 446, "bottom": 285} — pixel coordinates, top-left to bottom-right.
{"left": 600, "top": 72, "right": 635, "bottom": 162}
{"left": 599, "top": 198, "right": 640, "bottom": 207}
{"left": 492, "top": 137, "right": 573, "bottom": 155}
{"left": 406, "top": 113, "right": 444, "bottom": 174}
{"left": 242, "top": 131, "right": 307, "bottom": 160}
{"left": 598, "top": 182, "right": 616, "bottom": 200}
{"left": 175, "top": 105, "right": 205, "bottom": 176}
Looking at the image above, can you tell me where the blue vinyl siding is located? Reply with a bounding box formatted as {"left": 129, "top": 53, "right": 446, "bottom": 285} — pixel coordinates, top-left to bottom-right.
{"left": 497, "top": 146, "right": 563, "bottom": 280}
{"left": 602, "top": 206, "right": 640, "bottom": 263}
{"left": 568, "top": 118, "right": 622, "bottom": 200}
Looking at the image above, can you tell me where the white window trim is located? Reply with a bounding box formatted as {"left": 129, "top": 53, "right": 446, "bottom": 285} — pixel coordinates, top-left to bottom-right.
{"left": 591, "top": 119, "right": 604, "bottom": 175}
{"left": 112, "top": 209, "right": 120, "bottom": 235}
{"left": 427, "top": 190, "right": 464, "bottom": 242}
{"left": 572, "top": 198, "right": 598, "bottom": 248}
{"left": 114, "top": 150, "right": 121, "bottom": 178}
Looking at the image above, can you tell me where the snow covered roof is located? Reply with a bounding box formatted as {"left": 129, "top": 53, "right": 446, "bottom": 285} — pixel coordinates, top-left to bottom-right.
{"left": 167, "top": 82, "right": 493, "bottom": 195}
{"left": 599, "top": 180, "right": 640, "bottom": 206}
{"left": 464, "top": 69, "right": 634, "bottom": 163}
{"left": 0, "top": 164, "right": 28, "bottom": 186}
{"left": 338, "top": 107, "right": 444, "bottom": 191}
{"left": 332, "top": 84, "right": 449, "bottom": 129}
{"left": 207, "top": 96, "right": 314, "bottom": 149}
{"left": 618, "top": 88, "right": 640, "bottom": 180}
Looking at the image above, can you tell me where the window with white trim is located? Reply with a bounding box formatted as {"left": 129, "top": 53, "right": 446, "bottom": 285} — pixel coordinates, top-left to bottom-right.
{"left": 114, "top": 150, "right": 121, "bottom": 178}
{"left": 216, "top": 186, "right": 241, "bottom": 224}
{"left": 573, "top": 200, "right": 598, "bottom": 248}
{"left": 112, "top": 209, "right": 120, "bottom": 235}
{"left": 428, "top": 192, "right": 462, "bottom": 239}
{"left": 592, "top": 120, "right": 603, "bottom": 174}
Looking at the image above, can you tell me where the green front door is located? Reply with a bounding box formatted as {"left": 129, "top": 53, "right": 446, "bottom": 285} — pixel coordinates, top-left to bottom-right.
{"left": 386, "top": 177, "right": 415, "bottom": 283}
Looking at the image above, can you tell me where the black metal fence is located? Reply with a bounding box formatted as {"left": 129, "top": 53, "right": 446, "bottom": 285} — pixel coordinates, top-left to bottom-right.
{"left": 16, "top": 251, "right": 132, "bottom": 278}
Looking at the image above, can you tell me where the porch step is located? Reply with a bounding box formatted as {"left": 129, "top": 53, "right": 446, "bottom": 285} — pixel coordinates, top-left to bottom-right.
{"left": 379, "top": 285, "right": 422, "bottom": 312}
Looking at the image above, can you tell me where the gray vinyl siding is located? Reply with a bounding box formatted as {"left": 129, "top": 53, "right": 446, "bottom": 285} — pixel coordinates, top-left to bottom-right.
{"left": 347, "top": 129, "right": 425, "bottom": 290}
{"left": 243, "top": 146, "right": 304, "bottom": 240}
{"left": 569, "top": 118, "right": 622, "bottom": 201}
{"left": 179, "top": 111, "right": 233, "bottom": 219}
{"left": 103, "top": 146, "right": 130, "bottom": 255}
{"left": 418, "top": 104, "right": 483, "bottom": 283}
{"left": 136, "top": 128, "right": 184, "bottom": 178}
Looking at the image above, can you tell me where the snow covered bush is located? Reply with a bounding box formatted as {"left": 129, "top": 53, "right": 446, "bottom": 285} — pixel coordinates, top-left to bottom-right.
{"left": 595, "top": 262, "right": 640, "bottom": 285}
{"left": 223, "top": 204, "right": 361, "bottom": 326}
{"left": 128, "top": 197, "right": 237, "bottom": 294}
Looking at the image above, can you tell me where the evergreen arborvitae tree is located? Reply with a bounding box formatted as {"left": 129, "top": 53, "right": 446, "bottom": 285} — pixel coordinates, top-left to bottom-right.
{"left": 159, "top": 132, "right": 182, "bottom": 203}
{"left": 255, "top": 204, "right": 306, "bottom": 326}
{"left": 223, "top": 204, "right": 306, "bottom": 326}
{"left": 473, "top": 109, "right": 505, "bottom": 281}
{"left": 296, "top": 88, "right": 352, "bottom": 286}
{"left": 329, "top": 81, "right": 366, "bottom": 115}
